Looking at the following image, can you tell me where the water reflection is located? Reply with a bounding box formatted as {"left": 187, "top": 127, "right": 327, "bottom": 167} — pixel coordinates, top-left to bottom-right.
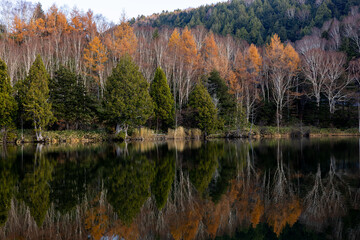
{"left": 0, "top": 138, "right": 359, "bottom": 240}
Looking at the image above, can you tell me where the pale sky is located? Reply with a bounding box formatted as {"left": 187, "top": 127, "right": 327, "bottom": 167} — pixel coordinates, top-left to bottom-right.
{"left": 27, "top": 0, "right": 225, "bottom": 23}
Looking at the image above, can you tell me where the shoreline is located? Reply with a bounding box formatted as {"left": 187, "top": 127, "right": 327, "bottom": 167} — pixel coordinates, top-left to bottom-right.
{"left": 1, "top": 127, "right": 360, "bottom": 144}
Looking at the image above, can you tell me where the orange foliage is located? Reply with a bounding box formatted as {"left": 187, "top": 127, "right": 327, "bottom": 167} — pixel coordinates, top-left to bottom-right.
{"left": 106, "top": 22, "right": 138, "bottom": 59}
{"left": 267, "top": 198, "right": 302, "bottom": 236}
{"left": 85, "top": 206, "right": 109, "bottom": 240}
{"left": 201, "top": 32, "right": 220, "bottom": 73}
{"left": 11, "top": 16, "right": 26, "bottom": 42}
{"left": 83, "top": 36, "right": 108, "bottom": 78}
{"left": 180, "top": 27, "right": 199, "bottom": 67}
{"left": 250, "top": 198, "right": 264, "bottom": 227}
{"left": 170, "top": 207, "right": 202, "bottom": 240}
{"left": 265, "top": 34, "right": 299, "bottom": 77}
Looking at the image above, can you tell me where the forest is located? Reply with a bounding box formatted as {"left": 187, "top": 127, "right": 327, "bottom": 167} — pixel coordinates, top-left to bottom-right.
{"left": 1, "top": 0, "right": 360, "bottom": 141}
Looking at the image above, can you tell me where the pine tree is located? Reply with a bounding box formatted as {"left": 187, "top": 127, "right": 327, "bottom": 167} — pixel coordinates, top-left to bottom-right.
{"left": 50, "top": 66, "right": 95, "bottom": 130}
{"left": 150, "top": 67, "right": 175, "bottom": 131}
{"left": 22, "top": 55, "right": 54, "bottom": 141}
{"left": 0, "top": 58, "right": 17, "bottom": 141}
{"left": 188, "top": 82, "right": 218, "bottom": 135}
{"left": 104, "top": 56, "right": 154, "bottom": 137}
{"left": 207, "top": 70, "right": 237, "bottom": 129}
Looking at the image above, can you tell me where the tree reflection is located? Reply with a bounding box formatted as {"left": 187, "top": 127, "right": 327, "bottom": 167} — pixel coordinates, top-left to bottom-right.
{"left": 106, "top": 152, "right": 154, "bottom": 225}
{"left": 189, "top": 142, "right": 220, "bottom": 194}
{"left": 151, "top": 148, "right": 175, "bottom": 210}
{"left": 0, "top": 146, "right": 16, "bottom": 227}
{"left": 18, "top": 144, "right": 54, "bottom": 227}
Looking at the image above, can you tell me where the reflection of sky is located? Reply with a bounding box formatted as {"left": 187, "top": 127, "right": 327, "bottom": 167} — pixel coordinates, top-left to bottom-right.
{"left": 27, "top": 0, "right": 226, "bottom": 23}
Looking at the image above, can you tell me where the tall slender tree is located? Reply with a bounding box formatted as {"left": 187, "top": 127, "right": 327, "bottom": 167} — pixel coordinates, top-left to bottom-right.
{"left": 0, "top": 58, "right": 17, "bottom": 142}
{"left": 188, "top": 82, "right": 218, "bottom": 135}
{"left": 150, "top": 67, "right": 175, "bottom": 131}
{"left": 21, "top": 55, "right": 54, "bottom": 141}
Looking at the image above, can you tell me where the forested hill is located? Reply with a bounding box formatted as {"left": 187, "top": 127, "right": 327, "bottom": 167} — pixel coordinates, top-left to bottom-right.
{"left": 135, "top": 0, "right": 360, "bottom": 44}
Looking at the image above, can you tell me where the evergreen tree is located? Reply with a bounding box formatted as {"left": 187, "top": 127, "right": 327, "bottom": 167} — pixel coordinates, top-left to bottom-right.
{"left": 50, "top": 66, "right": 95, "bottom": 129}
{"left": 104, "top": 56, "right": 153, "bottom": 136}
{"left": 21, "top": 55, "right": 54, "bottom": 141}
{"left": 150, "top": 67, "right": 175, "bottom": 131}
{"left": 207, "top": 70, "right": 237, "bottom": 129}
{"left": 188, "top": 82, "right": 218, "bottom": 135}
{"left": 0, "top": 58, "right": 17, "bottom": 141}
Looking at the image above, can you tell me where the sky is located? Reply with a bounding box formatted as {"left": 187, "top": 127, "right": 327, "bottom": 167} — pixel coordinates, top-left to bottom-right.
{"left": 27, "top": 0, "right": 225, "bottom": 23}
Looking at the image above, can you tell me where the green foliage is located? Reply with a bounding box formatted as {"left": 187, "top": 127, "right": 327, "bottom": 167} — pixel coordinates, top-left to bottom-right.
{"left": 151, "top": 150, "right": 175, "bottom": 210}
{"left": 189, "top": 142, "right": 219, "bottom": 194}
{"left": 188, "top": 82, "right": 218, "bottom": 134}
{"left": 0, "top": 156, "right": 16, "bottom": 227}
{"left": 104, "top": 56, "right": 154, "bottom": 132}
{"left": 0, "top": 58, "right": 17, "bottom": 134}
{"left": 150, "top": 67, "right": 175, "bottom": 131}
{"left": 50, "top": 66, "right": 96, "bottom": 129}
{"left": 106, "top": 153, "right": 154, "bottom": 225}
{"left": 20, "top": 55, "right": 54, "bottom": 139}
{"left": 18, "top": 151, "right": 54, "bottom": 226}
{"left": 207, "top": 70, "right": 237, "bottom": 129}
{"left": 139, "top": 0, "right": 359, "bottom": 43}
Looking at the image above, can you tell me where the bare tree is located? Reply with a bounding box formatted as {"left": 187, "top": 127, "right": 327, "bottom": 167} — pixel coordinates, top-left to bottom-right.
{"left": 323, "top": 51, "right": 351, "bottom": 114}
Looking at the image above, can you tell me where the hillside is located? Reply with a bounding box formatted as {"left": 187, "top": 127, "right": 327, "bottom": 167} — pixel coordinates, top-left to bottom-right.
{"left": 135, "top": 0, "right": 360, "bottom": 44}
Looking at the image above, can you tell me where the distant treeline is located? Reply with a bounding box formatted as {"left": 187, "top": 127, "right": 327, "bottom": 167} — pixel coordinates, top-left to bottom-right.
{"left": 135, "top": 0, "right": 360, "bottom": 44}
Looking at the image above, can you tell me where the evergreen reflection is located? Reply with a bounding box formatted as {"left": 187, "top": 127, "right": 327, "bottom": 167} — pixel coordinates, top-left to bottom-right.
{"left": 105, "top": 144, "right": 155, "bottom": 225}
{"left": 18, "top": 144, "right": 54, "bottom": 226}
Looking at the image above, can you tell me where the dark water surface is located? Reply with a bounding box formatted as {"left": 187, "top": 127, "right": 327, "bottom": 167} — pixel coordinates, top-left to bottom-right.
{"left": 0, "top": 138, "right": 359, "bottom": 240}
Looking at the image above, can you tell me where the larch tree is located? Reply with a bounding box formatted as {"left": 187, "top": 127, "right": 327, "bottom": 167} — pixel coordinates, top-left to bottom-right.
{"left": 188, "top": 82, "right": 218, "bottom": 135}
{"left": 244, "top": 44, "right": 262, "bottom": 124}
{"left": 150, "top": 67, "right": 175, "bottom": 131}
{"left": 0, "top": 58, "right": 17, "bottom": 142}
{"left": 265, "top": 34, "right": 300, "bottom": 132}
{"left": 83, "top": 36, "right": 108, "bottom": 98}
{"left": 200, "top": 32, "right": 220, "bottom": 74}
{"left": 105, "top": 21, "right": 138, "bottom": 62}
{"left": 104, "top": 56, "right": 154, "bottom": 137}
{"left": 21, "top": 55, "right": 54, "bottom": 141}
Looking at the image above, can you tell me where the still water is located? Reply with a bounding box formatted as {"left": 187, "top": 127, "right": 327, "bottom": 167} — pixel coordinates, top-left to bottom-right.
{"left": 0, "top": 138, "right": 359, "bottom": 240}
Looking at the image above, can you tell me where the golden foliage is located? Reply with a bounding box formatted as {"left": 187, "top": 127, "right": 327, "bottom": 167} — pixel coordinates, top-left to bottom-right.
{"left": 106, "top": 22, "right": 138, "bottom": 58}
{"left": 84, "top": 206, "right": 109, "bottom": 240}
{"left": 170, "top": 207, "right": 202, "bottom": 240}
{"left": 83, "top": 36, "right": 108, "bottom": 78}
{"left": 201, "top": 32, "right": 220, "bottom": 73}
{"left": 267, "top": 198, "right": 302, "bottom": 236}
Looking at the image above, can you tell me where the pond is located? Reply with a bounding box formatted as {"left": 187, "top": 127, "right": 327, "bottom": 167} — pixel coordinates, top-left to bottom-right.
{"left": 0, "top": 138, "right": 359, "bottom": 240}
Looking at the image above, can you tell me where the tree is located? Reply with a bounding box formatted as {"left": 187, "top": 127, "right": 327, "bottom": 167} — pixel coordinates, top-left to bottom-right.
{"left": 104, "top": 56, "right": 153, "bottom": 137}
{"left": 150, "top": 67, "right": 175, "bottom": 131}
{"left": 200, "top": 32, "right": 220, "bottom": 74}
{"left": 207, "top": 70, "right": 237, "bottom": 128}
{"left": 19, "top": 147, "right": 54, "bottom": 226}
{"left": 83, "top": 36, "right": 108, "bottom": 98}
{"left": 323, "top": 51, "right": 351, "bottom": 114}
{"left": 151, "top": 150, "right": 175, "bottom": 210}
{"left": 21, "top": 55, "right": 54, "bottom": 141}
{"left": 106, "top": 153, "right": 154, "bottom": 225}
{"left": 50, "top": 66, "right": 95, "bottom": 129}
{"left": 0, "top": 58, "right": 17, "bottom": 141}
{"left": 105, "top": 21, "right": 138, "bottom": 61}
{"left": 188, "top": 82, "right": 218, "bottom": 135}
{"left": 265, "top": 34, "right": 300, "bottom": 132}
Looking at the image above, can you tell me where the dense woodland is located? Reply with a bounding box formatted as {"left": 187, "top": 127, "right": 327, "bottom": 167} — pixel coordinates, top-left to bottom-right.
{"left": 1, "top": 0, "right": 360, "bottom": 140}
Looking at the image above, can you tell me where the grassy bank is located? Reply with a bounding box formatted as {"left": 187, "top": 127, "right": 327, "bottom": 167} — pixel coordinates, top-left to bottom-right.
{"left": 1, "top": 126, "right": 359, "bottom": 144}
